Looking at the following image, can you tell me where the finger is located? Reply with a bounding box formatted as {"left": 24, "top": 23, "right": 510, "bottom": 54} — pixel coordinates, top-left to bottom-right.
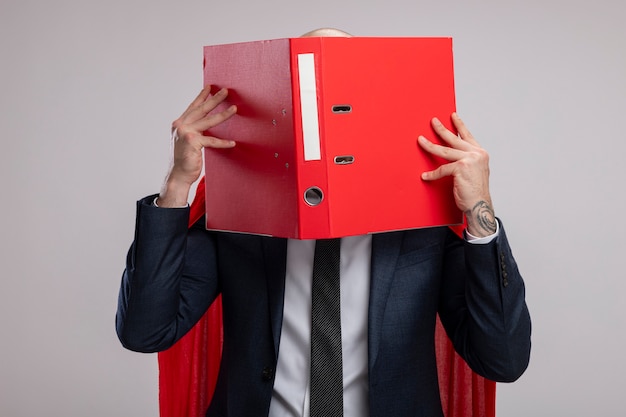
{"left": 187, "top": 84, "right": 214, "bottom": 111}
{"left": 173, "top": 102, "right": 237, "bottom": 154}
{"left": 190, "top": 104, "right": 237, "bottom": 133}
{"left": 451, "top": 113, "right": 480, "bottom": 146}
{"left": 179, "top": 87, "right": 228, "bottom": 123}
{"left": 173, "top": 86, "right": 216, "bottom": 133}
{"left": 197, "top": 87, "right": 230, "bottom": 114}
{"left": 173, "top": 127, "right": 236, "bottom": 151}
{"left": 177, "top": 85, "right": 214, "bottom": 123}
{"left": 198, "top": 134, "right": 237, "bottom": 149}
{"left": 431, "top": 117, "right": 472, "bottom": 151}
{"left": 418, "top": 135, "right": 464, "bottom": 161}
{"left": 421, "top": 162, "right": 455, "bottom": 181}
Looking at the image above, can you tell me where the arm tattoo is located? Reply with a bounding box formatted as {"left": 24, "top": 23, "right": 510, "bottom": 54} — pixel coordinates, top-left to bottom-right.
{"left": 466, "top": 200, "right": 497, "bottom": 235}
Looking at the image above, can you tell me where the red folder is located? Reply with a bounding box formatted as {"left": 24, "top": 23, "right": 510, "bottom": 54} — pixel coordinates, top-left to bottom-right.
{"left": 203, "top": 37, "right": 462, "bottom": 239}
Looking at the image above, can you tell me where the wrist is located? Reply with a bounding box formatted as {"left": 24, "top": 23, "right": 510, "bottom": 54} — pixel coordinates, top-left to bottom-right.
{"left": 464, "top": 199, "right": 497, "bottom": 237}
{"left": 465, "top": 219, "right": 499, "bottom": 243}
{"left": 158, "top": 175, "right": 192, "bottom": 208}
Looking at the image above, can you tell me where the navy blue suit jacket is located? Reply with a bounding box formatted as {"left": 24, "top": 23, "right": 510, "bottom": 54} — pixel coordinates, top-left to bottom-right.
{"left": 117, "top": 196, "right": 531, "bottom": 417}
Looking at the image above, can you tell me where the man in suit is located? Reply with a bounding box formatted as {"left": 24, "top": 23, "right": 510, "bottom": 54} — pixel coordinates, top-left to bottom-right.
{"left": 116, "top": 28, "right": 531, "bottom": 417}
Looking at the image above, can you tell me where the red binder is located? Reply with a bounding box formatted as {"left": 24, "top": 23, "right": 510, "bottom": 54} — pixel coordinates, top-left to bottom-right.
{"left": 203, "top": 37, "right": 462, "bottom": 239}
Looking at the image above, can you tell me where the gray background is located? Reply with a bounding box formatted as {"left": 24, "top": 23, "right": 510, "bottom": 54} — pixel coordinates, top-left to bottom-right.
{"left": 1, "top": 0, "right": 624, "bottom": 415}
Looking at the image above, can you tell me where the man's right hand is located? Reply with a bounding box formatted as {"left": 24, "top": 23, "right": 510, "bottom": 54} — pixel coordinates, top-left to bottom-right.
{"left": 157, "top": 85, "right": 237, "bottom": 208}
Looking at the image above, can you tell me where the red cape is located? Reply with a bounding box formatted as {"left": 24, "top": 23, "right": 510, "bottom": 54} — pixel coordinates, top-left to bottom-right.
{"left": 157, "top": 177, "right": 496, "bottom": 417}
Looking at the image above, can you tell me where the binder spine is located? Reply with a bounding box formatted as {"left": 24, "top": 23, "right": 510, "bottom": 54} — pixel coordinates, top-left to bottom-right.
{"left": 290, "top": 38, "right": 331, "bottom": 239}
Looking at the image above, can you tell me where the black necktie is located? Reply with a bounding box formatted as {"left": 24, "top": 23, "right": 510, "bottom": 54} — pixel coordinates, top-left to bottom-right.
{"left": 310, "top": 238, "right": 343, "bottom": 417}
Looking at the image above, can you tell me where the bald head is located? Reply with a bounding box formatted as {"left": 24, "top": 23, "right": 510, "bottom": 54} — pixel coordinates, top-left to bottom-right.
{"left": 300, "top": 27, "right": 352, "bottom": 38}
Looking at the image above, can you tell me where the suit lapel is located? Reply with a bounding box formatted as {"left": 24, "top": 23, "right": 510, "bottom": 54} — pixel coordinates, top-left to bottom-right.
{"left": 368, "top": 231, "right": 403, "bottom": 370}
{"left": 261, "top": 237, "right": 288, "bottom": 359}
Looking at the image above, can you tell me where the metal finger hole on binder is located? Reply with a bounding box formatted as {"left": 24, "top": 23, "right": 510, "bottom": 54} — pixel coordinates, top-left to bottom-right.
{"left": 304, "top": 187, "right": 324, "bottom": 206}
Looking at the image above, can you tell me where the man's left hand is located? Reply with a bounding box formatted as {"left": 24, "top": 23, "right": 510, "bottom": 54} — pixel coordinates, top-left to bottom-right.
{"left": 418, "top": 113, "right": 497, "bottom": 237}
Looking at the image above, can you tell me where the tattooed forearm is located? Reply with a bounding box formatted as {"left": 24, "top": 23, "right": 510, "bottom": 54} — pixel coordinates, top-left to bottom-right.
{"left": 466, "top": 200, "right": 497, "bottom": 236}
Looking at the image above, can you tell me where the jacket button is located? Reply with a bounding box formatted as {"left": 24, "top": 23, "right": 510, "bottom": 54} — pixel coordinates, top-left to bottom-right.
{"left": 262, "top": 367, "right": 274, "bottom": 381}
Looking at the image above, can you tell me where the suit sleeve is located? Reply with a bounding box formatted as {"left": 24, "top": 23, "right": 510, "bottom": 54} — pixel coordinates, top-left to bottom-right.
{"left": 438, "top": 219, "right": 531, "bottom": 382}
{"left": 116, "top": 195, "right": 220, "bottom": 353}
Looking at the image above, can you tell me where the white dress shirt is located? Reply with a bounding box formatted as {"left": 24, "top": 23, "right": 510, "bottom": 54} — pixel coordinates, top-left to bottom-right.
{"left": 268, "top": 224, "right": 499, "bottom": 417}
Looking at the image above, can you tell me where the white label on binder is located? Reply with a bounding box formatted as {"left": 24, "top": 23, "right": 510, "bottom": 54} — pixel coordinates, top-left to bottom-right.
{"left": 297, "top": 53, "right": 321, "bottom": 161}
